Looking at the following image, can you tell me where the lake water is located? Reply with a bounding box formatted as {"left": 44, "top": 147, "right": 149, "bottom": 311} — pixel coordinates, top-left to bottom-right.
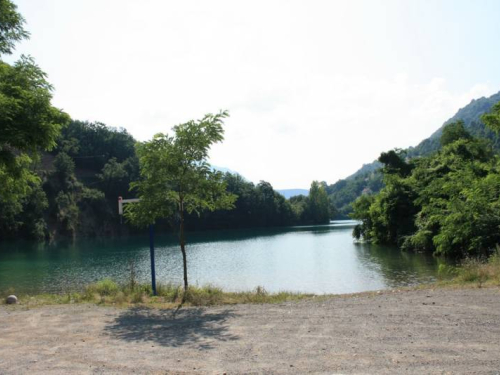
{"left": 0, "top": 221, "right": 444, "bottom": 295}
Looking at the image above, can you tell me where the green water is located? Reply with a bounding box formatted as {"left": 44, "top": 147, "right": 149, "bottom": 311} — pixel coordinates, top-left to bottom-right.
{"left": 0, "top": 221, "right": 444, "bottom": 295}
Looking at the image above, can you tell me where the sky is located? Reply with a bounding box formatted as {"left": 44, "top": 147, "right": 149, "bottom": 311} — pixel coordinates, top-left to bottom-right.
{"left": 9, "top": 0, "right": 500, "bottom": 189}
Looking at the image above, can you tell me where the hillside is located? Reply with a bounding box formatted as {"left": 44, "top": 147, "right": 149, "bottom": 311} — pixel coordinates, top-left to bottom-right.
{"left": 328, "top": 90, "right": 500, "bottom": 218}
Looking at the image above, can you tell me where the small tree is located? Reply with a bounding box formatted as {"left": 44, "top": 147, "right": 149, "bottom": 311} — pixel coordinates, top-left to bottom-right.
{"left": 125, "top": 111, "right": 236, "bottom": 292}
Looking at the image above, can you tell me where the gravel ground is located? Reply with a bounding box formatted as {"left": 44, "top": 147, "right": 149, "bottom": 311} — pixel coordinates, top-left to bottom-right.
{"left": 1, "top": 287, "right": 500, "bottom": 374}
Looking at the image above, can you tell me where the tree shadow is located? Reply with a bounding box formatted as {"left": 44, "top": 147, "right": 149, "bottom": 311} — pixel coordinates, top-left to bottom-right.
{"left": 104, "top": 306, "right": 239, "bottom": 349}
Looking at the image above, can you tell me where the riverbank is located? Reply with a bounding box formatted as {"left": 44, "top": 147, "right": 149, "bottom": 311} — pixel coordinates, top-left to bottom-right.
{"left": 3, "top": 252, "right": 499, "bottom": 308}
{"left": 1, "top": 286, "right": 499, "bottom": 374}
{"left": 2, "top": 281, "right": 316, "bottom": 309}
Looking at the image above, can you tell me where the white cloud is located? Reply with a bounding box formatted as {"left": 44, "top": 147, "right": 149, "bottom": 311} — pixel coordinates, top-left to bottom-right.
{"left": 209, "top": 75, "right": 494, "bottom": 188}
{"left": 12, "top": 0, "right": 499, "bottom": 189}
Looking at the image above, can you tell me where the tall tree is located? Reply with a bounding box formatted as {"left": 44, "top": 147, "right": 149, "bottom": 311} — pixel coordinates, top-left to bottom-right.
{"left": 308, "top": 181, "right": 331, "bottom": 224}
{"left": 0, "top": 1, "right": 69, "bottom": 236}
{"left": 126, "top": 111, "right": 236, "bottom": 292}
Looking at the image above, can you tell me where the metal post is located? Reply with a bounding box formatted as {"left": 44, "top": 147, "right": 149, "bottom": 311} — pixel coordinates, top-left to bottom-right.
{"left": 149, "top": 224, "right": 157, "bottom": 296}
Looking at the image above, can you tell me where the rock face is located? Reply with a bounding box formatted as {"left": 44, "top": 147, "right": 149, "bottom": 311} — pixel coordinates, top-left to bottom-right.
{"left": 6, "top": 295, "right": 18, "bottom": 304}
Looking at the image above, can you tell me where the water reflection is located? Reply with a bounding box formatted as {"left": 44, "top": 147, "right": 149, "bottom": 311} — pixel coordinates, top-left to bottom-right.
{"left": 0, "top": 222, "right": 447, "bottom": 295}
{"left": 353, "top": 242, "right": 439, "bottom": 288}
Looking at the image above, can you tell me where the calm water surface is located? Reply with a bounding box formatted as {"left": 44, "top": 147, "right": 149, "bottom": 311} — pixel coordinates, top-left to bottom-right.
{"left": 0, "top": 221, "right": 444, "bottom": 294}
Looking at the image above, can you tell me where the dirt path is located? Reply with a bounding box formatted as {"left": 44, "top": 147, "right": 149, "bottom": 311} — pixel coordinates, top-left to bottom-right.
{"left": 1, "top": 287, "right": 500, "bottom": 374}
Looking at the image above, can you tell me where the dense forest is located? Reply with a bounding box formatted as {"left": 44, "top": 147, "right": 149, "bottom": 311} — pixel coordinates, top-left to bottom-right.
{"left": 329, "top": 91, "right": 500, "bottom": 218}
{"left": 352, "top": 103, "right": 500, "bottom": 258}
{"left": 0, "top": 118, "right": 333, "bottom": 241}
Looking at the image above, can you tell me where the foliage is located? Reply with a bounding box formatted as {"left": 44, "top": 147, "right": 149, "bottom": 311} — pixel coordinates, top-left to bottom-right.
{"left": 481, "top": 101, "right": 500, "bottom": 134}
{"left": 42, "top": 152, "right": 107, "bottom": 238}
{"left": 0, "top": 57, "right": 70, "bottom": 206}
{"left": 97, "top": 156, "right": 138, "bottom": 199}
{"left": 186, "top": 175, "right": 332, "bottom": 230}
{"left": 0, "top": 57, "right": 69, "bottom": 157}
{"left": 0, "top": 153, "right": 38, "bottom": 205}
{"left": 305, "top": 181, "right": 331, "bottom": 224}
{"left": 126, "top": 111, "right": 237, "bottom": 291}
{"left": 440, "top": 120, "right": 471, "bottom": 146}
{"left": 329, "top": 91, "right": 500, "bottom": 219}
{"left": 0, "top": 0, "right": 29, "bottom": 55}
{"left": 1, "top": 116, "right": 335, "bottom": 240}
{"left": 56, "top": 120, "right": 137, "bottom": 172}
{"left": 327, "top": 169, "right": 383, "bottom": 218}
{"left": 352, "top": 159, "right": 418, "bottom": 245}
{"left": 0, "top": 3, "right": 69, "bottom": 239}
{"left": 126, "top": 111, "right": 236, "bottom": 226}
{"left": 352, "top": 113, "right": 500, "bottom": 258}
{"left": 378, "top": 149, "right": 413, "bottom": 177}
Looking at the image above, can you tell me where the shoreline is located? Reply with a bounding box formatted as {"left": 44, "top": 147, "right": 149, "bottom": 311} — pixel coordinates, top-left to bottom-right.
{"left": 2, "top": 274, "right": 498, "bottom": 309}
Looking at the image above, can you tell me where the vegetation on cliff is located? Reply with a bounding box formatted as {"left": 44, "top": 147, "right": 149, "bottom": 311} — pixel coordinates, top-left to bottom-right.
{"left": 352, "top": 104, "right": 500, "bottom": 258}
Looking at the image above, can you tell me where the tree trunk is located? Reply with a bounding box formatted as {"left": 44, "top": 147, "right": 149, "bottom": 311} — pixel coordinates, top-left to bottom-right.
{"left": 179, "top": 201, "right": 188, "bottom": 292}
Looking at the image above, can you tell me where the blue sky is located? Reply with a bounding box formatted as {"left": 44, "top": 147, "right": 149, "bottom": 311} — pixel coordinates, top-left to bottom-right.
{"left": 9, "top": 0, "right": 500, "bottom": 188}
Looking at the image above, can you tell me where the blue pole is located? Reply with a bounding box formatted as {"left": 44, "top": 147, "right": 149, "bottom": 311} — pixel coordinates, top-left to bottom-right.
{"left": 149, "top": 224, "right": 157, "bottom": 296}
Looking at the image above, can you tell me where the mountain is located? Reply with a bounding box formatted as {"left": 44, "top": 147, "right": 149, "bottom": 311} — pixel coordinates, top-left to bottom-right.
{"left": 408, "top": 91, "right": 500, "bottom": 157}
{"left": 328, "top": 90, "right": 500, "bottom": 218}
{"left": 277, "top": 189, "right": 309, "bottom": 199}
{"left": 213, "top": 167, "right": 310, "bottom": 199}
{"left": 212, "top": 165, "right": 240, "bottom": 175}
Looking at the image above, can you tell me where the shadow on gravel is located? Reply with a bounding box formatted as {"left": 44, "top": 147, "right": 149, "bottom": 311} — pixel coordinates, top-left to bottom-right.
{"left": 104, "top": 307, "right": 239, "bottom": 349}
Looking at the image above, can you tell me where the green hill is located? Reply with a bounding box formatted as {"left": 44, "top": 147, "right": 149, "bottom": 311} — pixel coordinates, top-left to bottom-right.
{"left": 328, "top": 90, "right": 500, "bottom": 218}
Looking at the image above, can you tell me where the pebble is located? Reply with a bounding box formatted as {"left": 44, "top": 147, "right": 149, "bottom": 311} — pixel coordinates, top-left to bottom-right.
{"left": 6, "top": 295, "right": 18, "bottom": 304}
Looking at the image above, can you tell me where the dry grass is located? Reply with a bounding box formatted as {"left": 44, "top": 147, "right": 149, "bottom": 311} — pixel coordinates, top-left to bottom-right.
{"left": 453, "top": 251, "right": 500, "bottom": 287}
{"left": 2, "top": 280, "right": 314, "bottom": 308}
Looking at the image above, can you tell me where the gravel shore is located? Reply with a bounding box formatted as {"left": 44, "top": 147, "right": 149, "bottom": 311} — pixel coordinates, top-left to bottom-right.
{"left": 1, "top": 287, "right": 499, "bottom": 374}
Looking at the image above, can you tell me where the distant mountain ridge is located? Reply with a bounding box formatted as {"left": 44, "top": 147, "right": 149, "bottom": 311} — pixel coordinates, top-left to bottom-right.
{"left": 213, "top": 167, "right": 309, "bottom": 199}
{"left": 277, "top": 189, "right": 309, "bottom": 199}
{"left": 329, "top": 90, "right": 500, "bottom": 218}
